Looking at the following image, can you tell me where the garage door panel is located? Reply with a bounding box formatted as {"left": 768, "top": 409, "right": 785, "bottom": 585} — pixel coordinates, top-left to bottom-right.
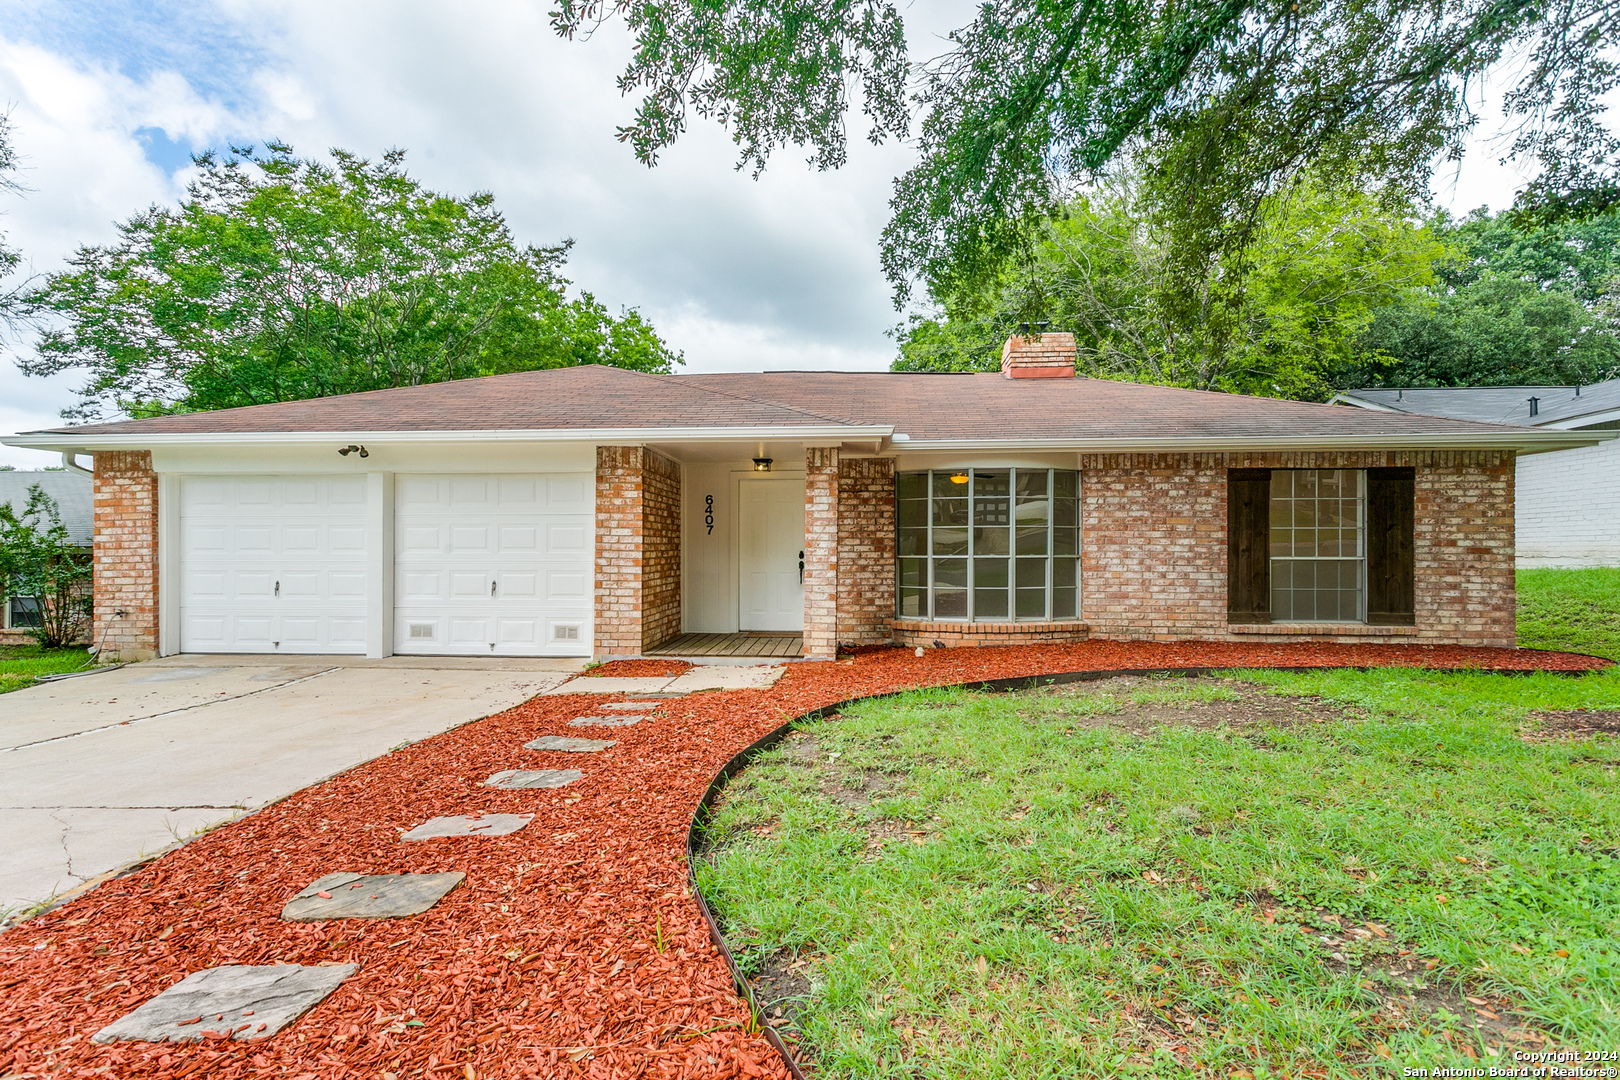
{"left": 180, "top": 476, "right": 369, "bottom": 654}
{"left": 394, "top": 472, "right": 592, "bottom": 656}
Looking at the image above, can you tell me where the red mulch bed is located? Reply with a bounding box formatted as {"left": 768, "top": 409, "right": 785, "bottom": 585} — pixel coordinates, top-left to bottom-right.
{"left": 0, "top": 641, "right": 1605, "bottom": 1079}
{"left": 587, "top": 659, "right": 695, "bottom": 679}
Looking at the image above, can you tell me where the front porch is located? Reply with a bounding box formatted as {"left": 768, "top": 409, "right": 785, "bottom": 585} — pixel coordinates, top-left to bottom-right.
{"left": 646, "top": 632, "right": 804, "bottom": 659}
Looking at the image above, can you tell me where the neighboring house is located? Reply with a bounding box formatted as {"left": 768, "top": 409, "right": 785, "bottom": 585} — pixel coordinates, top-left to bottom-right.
{"left": 3, "top": 335, "right": 1609, "bottom": 662}
{"left": 1331, "top": 378, "right": 1620, "bottom": 568}
{"left": 0, "top": 468, "right": 94, "bottom": 643}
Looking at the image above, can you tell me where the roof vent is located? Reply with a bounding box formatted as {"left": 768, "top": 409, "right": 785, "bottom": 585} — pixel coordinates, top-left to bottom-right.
{"left": 1001, "top": 331, "right": 1076, "bottom": 380}
{"left": 1529, "top": 396, "right": 1540, "bottom": 417}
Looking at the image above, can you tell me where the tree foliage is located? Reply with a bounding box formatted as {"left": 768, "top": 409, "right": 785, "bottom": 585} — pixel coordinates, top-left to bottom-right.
{"left": 21, "top": 144, "right": 680, "bottom": 420}
{"left": 1338, "top": 208, "right": 1620, "bottom": 387}
{"left": 896, "top": 175, "right": 1443, "bottom": 398}
{"left": 558, "top": 0, "right": 1618, "bottom": 310}
{"left": 0, "top": 485, "right": 92, "bottom": 649}
{"left": 0, "top": 114, "right": 24, "bottom": 331}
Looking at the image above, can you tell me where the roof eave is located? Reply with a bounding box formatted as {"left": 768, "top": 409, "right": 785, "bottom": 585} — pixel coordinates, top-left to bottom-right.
{"left": 890, "top": 432, "right": 1614, "bottom": 455}
{"left": 2, "top": 424, "right": 896, "bottom": 452}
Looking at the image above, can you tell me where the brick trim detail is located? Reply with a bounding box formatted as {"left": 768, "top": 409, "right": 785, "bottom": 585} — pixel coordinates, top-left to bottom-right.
{"left": 891, "top": 620, "right": 1091, "bottom": 648}
{"left": 1079, "top": 450, "right": 1515, "bottom": 646}
{"left": 594, "top": 446, "right": 682, "bottom": 656}
{"left": 803, "top": 447, "right": 839, "bottom": 658}
{"left": 92, "top": 451, "right": 159, "bottom": 661}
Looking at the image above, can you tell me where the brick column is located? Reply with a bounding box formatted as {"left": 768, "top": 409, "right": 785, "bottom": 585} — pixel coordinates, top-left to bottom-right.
{"left": 803, "top": 447, "right": 839, "bottom": 658}
{"left": 594, "top": 446, "right": 682, "bottom": 657}
{"left": 92, "top": 451, "right": 159, "bottom": 661}
{"left": 836, "top": 456, "right": 895, "bottom": 644}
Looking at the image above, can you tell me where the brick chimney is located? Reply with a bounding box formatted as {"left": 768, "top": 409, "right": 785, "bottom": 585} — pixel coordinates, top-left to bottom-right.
{"left": 1000, "top": 332, "right": 1076, "bottom": 378}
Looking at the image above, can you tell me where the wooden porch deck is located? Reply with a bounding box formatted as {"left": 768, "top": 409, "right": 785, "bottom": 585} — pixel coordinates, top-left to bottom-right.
{"left": 646, "top": 633, "right": 804, "bottom": 658}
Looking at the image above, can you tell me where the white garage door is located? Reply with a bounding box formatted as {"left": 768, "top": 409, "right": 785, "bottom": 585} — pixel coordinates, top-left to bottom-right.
{"left": 180, "top": 476, "right": 369, "bottom": 654}
{"left": 394, "top": 473, "right": 592, "bottom": 656}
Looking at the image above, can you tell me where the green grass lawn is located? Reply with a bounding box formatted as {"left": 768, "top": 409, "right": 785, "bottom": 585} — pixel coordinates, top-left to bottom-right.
{"left": 697, "top": 668, "right": 1620, "bottom": 1078}
{"left": 1518, "top": 567, "right": 1620, "bottom": 661}
{"left": 0, "top": 644, "right": 95, "bottom": 694}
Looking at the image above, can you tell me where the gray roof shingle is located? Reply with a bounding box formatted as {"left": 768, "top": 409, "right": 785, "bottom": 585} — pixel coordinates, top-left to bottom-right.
{"left": 1335, "top": 377, "right": 1620, "bottom": 428}
{"left": 0, "top": 470, "right": 93, "bottom": 546}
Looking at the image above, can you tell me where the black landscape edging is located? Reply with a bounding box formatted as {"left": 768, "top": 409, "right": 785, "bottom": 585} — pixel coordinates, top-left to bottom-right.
{"left": 683, "top": 659, "right": 1607, "bottom": 1077}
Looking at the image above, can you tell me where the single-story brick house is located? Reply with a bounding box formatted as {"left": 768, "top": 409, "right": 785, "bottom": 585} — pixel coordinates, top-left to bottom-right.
{"left": 4, "top": 335, "right": 1609, "bottom": 662}
{"left": 1331, "top": 378, "right": 1620, "bottom": 569}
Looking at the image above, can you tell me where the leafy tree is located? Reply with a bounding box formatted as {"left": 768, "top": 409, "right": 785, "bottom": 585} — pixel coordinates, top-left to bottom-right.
{"left": 0, "top": 485, "right": 92, "bottom": 649}
{"left": 1334, "top": 208, "right": 1620, "bottom": 388}
{"left": 0, "top": 114, "right": 24, "bottom": 331}
{"left": 896, "top": 175, "right": 1443, "bottom": 399}
{"left": 556, "top": 0, "right": 1618, "bottom": 309}
{"left": 21, "top": 144, "right": 681, "bottom": 420}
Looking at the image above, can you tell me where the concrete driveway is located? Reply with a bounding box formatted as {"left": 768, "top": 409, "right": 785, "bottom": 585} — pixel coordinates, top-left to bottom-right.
{"left": 0, "top": 653, "right": 583, "bottom": 919}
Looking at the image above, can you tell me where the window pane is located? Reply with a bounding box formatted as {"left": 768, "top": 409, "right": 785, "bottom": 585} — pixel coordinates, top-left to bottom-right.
{"left": 973, "top": 471, "right": 1010, "bottom": 498}
{"left": 898, "top": 498, "right": 928, "bottom": 528}
{"left": 897, "top": 473, "right": 927, "bottom": 501}
{"left": 934, "top": 472, "right": 971, "bottom": 497}
{"left": 1341, "top": 470, "right": 1361, "bottom": 497}
{"left": 934, "top": 589, "right": 968, "bottom": 618}
{"left": 935, "top": 559, "right": 968, "bottom": 589}
{"left": 1270, "top": 499, "right": 1291, "bottom": 529}
{"left": 1293, "top": 500, "right": 1316, "bottom": 527}
{"left": 1015, "top": 528, "right": 1048, "bottom": 555}
{"left": 1270, "top": 471, "right": 1293, "bottom": 498}
{"left": 974, "top": 558, "right": 1008, "bottom": 589}
{"left": 1052, "top": 527, "right": 1077, "bottom": 556}
{"left": 974, "top": 588, "right": 1009, "bottom": 618}
{"left": 1053, "top": 558, "right": 1077, "bottom": 589}
{"left": 1318, "top": 499, "right": 1342, "bottom": 528}
{"left": 899, "top": 587, "right": 926, "bottom": 618}
{"left": 1016, "top": 589, "right": 1047, "bottom": 620}
{"left": 1052, "top": 587, "right": 1077, "bottom": 619}
{"left": 1271, "top": 529, "right": 1292, "bottom": 558}
{"left": 974, "top": 527, "right": 1010, "bottom": 555}
{"left": 1016, "top": 558, "right": 1046, "bottom": 590}
{"left": 1054, "top": 470, "right": 1077, "bottom": 499}
{"left": 1016, "top": 471, "right": 1049, "bottom": 498}
{"left": 1295, "top": 471, "right": 1317, "bottom": 499}
{"left": 933, "top": 527, "right": 968, "bottom": 556}
{"left": 10, "top": 595, "right": 43, "bottom": 629}
{"left": 897, "top": 528, "right": 927, "bottom": 557}
{"left": 933, "top": 498, "right": 968, "bottom": 526}
{"left": 1014, "top": 498, "right": 1048, "bottom": 526}
{"left": 1319, "top": 471, "right": 1341, "bottom": 499}
{"left": 1053, "top": 498, "right": 1076, "bottom": 528}
{"left": 1318, "top": 532, "right": 1340, "bottom": 557}
{"left": 973, "top": 496, "right": 1010, "bottom": 527}
{"left": 1293, "top": 530, "right": 1316, "bottom": 557}
{"left": 898, "top": 558, "right": 926, "bottom": 588}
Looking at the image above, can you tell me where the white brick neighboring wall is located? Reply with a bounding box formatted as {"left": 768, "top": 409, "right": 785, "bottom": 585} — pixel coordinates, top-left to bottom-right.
{"left": 1517, "top": 433, "right": 1620, "bottom": 567}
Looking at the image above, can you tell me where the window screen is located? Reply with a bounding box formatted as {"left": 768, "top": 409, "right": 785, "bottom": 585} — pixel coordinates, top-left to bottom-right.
{"left": 897, "top": 469, "right": 1080, "bottom": 622}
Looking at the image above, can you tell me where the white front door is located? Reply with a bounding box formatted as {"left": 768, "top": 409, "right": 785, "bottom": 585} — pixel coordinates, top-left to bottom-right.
{"left": 738, "top": 478, "right": 805, "bottom": 631}
{"left": 179, "top": 475, "right": 369, "bottom": 654}
{"left": 393, "top": 473, "right": 592, "bottom": 656}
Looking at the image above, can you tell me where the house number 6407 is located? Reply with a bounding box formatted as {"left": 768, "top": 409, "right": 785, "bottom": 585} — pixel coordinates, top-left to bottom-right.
{"left": 704, "top": 494, "right": 714, "bottom": 535}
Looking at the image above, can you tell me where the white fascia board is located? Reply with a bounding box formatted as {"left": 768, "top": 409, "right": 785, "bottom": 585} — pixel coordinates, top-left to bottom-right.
{"left": 1325, "top": 393, "right": 1409, "bottom": 413}
{"left": 893, "top": 431, "right": 1615, "bottom": 454}
{"left": 2, "top": 424, "right": 895, "bottom": 453}
{"left": 1541, "top": 406, "right": 1620, "bottom": 430}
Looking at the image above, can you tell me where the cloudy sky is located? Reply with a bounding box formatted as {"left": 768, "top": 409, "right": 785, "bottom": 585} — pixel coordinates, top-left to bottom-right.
{"left": 0, "top": 0, "right": 1536, "bottom": 467}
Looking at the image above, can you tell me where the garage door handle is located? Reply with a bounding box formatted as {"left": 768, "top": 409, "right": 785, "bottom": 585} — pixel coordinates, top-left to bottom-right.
{"left": 491, "top": 580, "right": 497, "bottom": 597}
{"left": 274, "top": 580, "right": 279, "bottom": 598}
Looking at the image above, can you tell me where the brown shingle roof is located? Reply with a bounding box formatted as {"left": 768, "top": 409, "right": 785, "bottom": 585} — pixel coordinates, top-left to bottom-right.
{"left": 23, "top": 363, "right": 1542, "bottom": 442}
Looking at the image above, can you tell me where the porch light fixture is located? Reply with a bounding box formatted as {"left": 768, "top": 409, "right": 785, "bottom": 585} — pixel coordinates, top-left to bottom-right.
{"left": 339, "top": 444, "right": 369, "bottom": 458}
{"left": 752, "top": 457, "right": 773, "bottom": 472}
{"left": 949, "top": 472, "right": 970, "bottom": 484}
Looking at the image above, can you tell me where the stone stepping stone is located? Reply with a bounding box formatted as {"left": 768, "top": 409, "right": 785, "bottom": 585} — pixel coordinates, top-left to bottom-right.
{"left": 601, "top": 702, "right": 660, "bottom": 711}
{"left": 281, "top": 872, "right": 465, "bottom": 921}
{"left": 525, "top": 735, "right": 616, "bottom": 752}
{"left": 483, "top": 768, "right": 584, "bottom": 789}
{"left": 401, "top": 814, "right": 533, "bottom": 841}
{"left": 569, "top": 715, "right": 641, "bottom": 728}
{"left": 92, "top": 963, "right": 357, "bottom": 1044}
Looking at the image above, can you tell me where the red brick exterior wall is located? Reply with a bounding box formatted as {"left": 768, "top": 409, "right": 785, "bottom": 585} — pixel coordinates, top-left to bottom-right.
{"left": 93, "top": 451, "right": 160, "bottom": 661}
{"left": 803, "top": 447, "right": 839, "bottom": 658}
{"left": 891, "top": 620, "right": 1090, "bottom": 648}
{"left": 594, "top": 446, "right": 682, "bottom": 656}
{"left": 836, "top": 456, "right": 896, "bottom": 645}
{"left": 1079, "top": 450, "right": 1515, "bottom": 646}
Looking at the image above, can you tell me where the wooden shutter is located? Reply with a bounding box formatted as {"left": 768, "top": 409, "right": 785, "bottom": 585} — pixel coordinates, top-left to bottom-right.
{"left": 1366, "top": 467, "right": 1415, "bottom": 625}
{"left": 1227, "top": 469, "right": 1271, "bottom": 623}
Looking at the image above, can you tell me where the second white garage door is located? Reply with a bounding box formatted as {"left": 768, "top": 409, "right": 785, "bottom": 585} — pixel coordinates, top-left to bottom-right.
{"left": 394, "top": 474, "right": 592, "bottom": 656}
